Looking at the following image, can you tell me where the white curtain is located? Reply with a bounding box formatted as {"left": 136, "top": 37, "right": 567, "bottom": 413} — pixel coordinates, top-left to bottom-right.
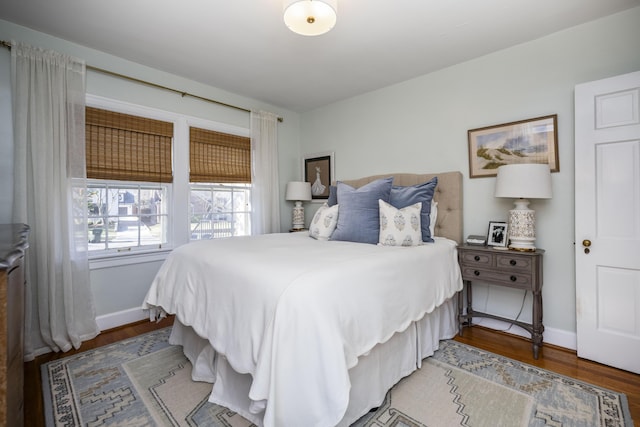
{"left": 250, "top": 110, "right": 281, "bottom": 234}
{"left": 11, "top": 42, "right": 99, "bottom": 360}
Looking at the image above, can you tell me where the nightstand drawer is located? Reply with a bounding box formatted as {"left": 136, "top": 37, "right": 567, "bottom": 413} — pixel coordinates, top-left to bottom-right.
{"left": 496, "top": 254, "right": 533, "bottom": 271}
{"left": 460, "top": 267, "right": 532, "bottom": 288}
{"left": 460, "top": 251, "right": 492, "bottom": 266}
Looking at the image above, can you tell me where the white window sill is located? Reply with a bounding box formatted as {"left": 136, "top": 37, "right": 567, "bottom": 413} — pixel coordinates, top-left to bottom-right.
{"left": 89, "top": 248, "right": 172, "bottom": 270}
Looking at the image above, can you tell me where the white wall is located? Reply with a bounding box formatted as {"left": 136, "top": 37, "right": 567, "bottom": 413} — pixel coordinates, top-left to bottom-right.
{"left": 0, "top": 19, "right": 302, "bottom": 332}
{"left": 298, "top": 7, "right": 640, "bottom": 349}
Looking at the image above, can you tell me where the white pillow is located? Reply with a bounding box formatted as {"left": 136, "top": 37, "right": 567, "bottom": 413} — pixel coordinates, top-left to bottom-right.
{"left": 309, "top": 203, "right": 339, "bottom": 240}
{"left": 430, "top": 201, "right": 438, "bottom": 237}
{"left": 378, "top": 200, "right": 422, "bottom": 246}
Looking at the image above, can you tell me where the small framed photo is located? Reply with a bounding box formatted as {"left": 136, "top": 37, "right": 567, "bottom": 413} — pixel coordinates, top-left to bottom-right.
{"left": 487, "top": 221, "right": 508, "bottom": 247}
{"left": 468, "top": 114, "right": 559, "bottom": 178}
{"left": 303, "top": 152, "right": 334, "bottom": 201}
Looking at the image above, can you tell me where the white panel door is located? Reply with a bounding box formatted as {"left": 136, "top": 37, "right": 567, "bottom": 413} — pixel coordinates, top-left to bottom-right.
{"left": 575, "top": 70, "right": 640, "bottom": 374}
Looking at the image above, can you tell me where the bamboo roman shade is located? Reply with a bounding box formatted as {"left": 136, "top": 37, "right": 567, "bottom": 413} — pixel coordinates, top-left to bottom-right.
{"left": 85, "top": 107, "right": 174, "bottom": 183}
{"left": 189, "top": 127, "right": 251, "bottom": 183}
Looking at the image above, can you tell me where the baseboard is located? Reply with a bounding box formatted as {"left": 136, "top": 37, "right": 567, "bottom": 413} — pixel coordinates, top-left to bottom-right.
{"left": 27, "top": 308, "right": 151, "bottom": 359}
{"left": 96, "top": 307, "right": 149, "bottom": 331}
{"left": 470, "top": 317, "right": 577, "bottom": 351}
{"left": 27, "top": 330, "right": 100, "bottom": 360}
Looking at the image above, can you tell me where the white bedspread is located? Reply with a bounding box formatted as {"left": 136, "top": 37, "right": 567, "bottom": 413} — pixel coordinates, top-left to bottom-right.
{"left": 142, "top": 232, "right": 462, "bottom": 427}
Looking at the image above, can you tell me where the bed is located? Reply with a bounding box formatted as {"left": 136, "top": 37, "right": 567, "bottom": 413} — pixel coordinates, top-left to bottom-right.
{"left": 143, "top": 171, "right": 463, "bottom": 427}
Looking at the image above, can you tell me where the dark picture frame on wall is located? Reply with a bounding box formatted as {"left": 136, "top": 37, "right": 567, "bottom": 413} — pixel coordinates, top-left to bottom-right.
{"left": 468, "top": 114, "right": 559, "bottom": 178}
{"left": 303, "top": 152, "right": 334, "bottom": 201}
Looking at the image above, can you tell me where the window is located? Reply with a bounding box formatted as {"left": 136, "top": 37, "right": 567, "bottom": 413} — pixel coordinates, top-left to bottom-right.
{"left": 83, "top": 99, "right": 254, "bottom": 257}
{"left": 189, "top": 126, "right": 252, "bottom": 240}
{"left": 85, "top": 107, "right": 174, "bottom": 254}
{"left": 87, "top": 181, "right": 170, "bottom": 252}
{"left": 189, "top": 184, "right": 251, "bottom": 240}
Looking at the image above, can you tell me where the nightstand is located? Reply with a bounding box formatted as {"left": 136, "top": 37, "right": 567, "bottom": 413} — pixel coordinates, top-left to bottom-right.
{"left": 457, "top": 245, "right": 545, "bottom": 359}
{"left": 289, "top": 228, "right": 308, "bottom": 232}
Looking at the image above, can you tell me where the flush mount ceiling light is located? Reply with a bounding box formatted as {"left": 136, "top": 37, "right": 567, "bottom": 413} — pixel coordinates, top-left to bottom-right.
{"left": 283, "top": 0, "right": 337, "bottom": 36}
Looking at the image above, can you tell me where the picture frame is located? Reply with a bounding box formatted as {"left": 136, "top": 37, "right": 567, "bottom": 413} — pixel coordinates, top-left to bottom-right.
{"left": 303, "top": 152, "right": 335, "bottom": 201}
{"left": 487, "top": 221, "right": 508, "bottom": 247}
{"left": 467, "top": 114, "right": 559, "bottom": 178}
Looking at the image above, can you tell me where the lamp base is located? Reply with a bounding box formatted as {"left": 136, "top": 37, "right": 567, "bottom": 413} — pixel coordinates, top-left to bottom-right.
{"left": 509, "top": 238, "right": 537, "bottom": 252}
{"left": 291, "top": 201, "right": 305, "bottom": 230}
{"left": 507, "top": 199, "right": 537, "bottom": 251}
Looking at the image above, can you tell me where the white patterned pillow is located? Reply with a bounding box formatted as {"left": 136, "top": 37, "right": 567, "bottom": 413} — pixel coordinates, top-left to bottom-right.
{"left": 309, "top": 203, "right": 339, "bottom": 240}
{"left": 378, "top": 200, "right": 422, "bottom": 246}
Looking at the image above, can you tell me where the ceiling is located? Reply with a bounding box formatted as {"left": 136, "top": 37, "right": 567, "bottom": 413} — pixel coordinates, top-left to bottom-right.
{"left": 1, "top": 0, "right": 638, "bottom": 112}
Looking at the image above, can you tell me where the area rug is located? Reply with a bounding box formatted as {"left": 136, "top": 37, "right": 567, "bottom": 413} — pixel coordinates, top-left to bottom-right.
{"left": 42, "top": 327, "right": 633, "bottom": 427}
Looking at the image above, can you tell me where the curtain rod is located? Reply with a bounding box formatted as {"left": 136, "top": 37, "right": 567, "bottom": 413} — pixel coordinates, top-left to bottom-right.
{"left": 1, "top": 40, "right": 283, "bottom": 122}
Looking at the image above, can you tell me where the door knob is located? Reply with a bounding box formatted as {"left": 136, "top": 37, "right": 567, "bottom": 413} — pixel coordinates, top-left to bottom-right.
{"left": 582, "top": 239, "right": 591, "bottom": 247}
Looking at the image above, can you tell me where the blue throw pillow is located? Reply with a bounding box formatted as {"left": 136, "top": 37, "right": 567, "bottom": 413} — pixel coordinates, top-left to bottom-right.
{"left": 390, "top": 177, "right": 438, "bottom": 243}
{"left": 331, "top": 177, "right": 393, "bottom": 244}
{"left": 327, "top": 185, "right": 338, "bottom": 206}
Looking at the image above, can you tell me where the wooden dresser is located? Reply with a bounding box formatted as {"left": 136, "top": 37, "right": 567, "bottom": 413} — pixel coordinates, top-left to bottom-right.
{"left": 0, "top": 224, "right": 29, "bottom": 427}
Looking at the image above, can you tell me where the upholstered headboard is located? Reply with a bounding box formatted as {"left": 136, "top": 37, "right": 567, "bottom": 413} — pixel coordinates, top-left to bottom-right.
{"left": 338, "top": 171, "right": 463, "bottom": 244}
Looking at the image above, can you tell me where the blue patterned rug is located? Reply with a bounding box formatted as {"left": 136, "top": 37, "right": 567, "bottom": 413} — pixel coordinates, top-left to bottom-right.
{"left": 42, "top": 327, "right": 633, "bottom": 426}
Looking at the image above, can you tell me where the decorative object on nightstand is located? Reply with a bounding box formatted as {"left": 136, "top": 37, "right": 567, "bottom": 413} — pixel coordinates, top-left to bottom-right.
{"left": 466, "top": 234, "right": 487, "bottom": 246}
{"left": 486, "top": 221, "right": 508, "bottom": 248}
{"left": 285, "top": 181, "right": 312, "bottom": 231}
{"left": 494, "top": 164, "right": 552, "bottom": 251}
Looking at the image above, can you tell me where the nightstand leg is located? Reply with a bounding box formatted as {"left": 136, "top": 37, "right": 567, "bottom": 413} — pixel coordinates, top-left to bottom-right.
{"left": 532, "top": 290, "right": 544, "bottom": 359}
{"left": 466, "top": 280, "right": 473, "bottom": 326}
{"left": 458, "top": 280, "right": 473, "bottom": 336}
{"left": 457, "top": 289, "right": 464, "bottom": 336}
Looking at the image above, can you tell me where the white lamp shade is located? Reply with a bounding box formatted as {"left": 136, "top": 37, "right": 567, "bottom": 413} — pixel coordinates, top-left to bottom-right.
{"left": 285, "top": 181, "right": 312, "bottom": 201}
{"left": 494, "top": 164, "right": 552, "bottom": 199}
{"left": 283, "top": 0, "right": 337, "bottom": 36}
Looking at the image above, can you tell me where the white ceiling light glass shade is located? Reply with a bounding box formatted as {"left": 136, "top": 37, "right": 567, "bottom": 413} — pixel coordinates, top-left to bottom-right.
{"left": 283, "top": 0, "right": 337, "bottom": 36}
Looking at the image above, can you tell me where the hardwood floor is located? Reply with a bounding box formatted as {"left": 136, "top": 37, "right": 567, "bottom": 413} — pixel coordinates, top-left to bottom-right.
{"left": 25, "top": 320, "right": 639, "bottom": 426}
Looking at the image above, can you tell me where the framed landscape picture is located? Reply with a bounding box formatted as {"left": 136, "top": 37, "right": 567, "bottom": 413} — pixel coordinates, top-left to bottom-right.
{"left": 468, "top": 115, "right": 559, "bottom": 178}
{"left": 303, "top": 152, "right": 334, "bottom": 201}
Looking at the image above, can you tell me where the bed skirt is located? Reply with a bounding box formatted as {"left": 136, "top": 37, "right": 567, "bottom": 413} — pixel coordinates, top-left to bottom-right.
{"left": 169, "top": 297, "right": 457, "bottom": 426}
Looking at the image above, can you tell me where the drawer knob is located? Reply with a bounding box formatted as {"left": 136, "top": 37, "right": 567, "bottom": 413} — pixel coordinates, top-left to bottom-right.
{"left": 474, "top": 255, "right": 480, "bottom": 261}
{"left": 510, "top": 259, "right": 517, "bottom": 266}
{"left": 510, "top": 275, "right": 517, "bottom": 282}
{"left": 474, "top": 270, "right": 480, "bottom": 276}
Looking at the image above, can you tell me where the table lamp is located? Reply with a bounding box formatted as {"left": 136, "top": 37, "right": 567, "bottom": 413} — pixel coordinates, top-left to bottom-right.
{"left": 285, "top": 181, "right": 312, "bottom": 230}
{"left": 494, "top": 164, "right": 552, "bottom": 251}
